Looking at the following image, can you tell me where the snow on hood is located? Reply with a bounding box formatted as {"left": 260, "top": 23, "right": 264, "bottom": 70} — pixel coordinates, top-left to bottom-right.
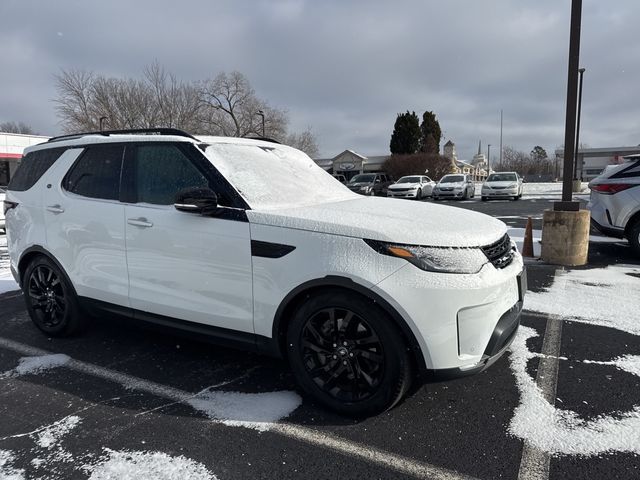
{"left": 247, "top": 197, "right": 507, "bottom": 247}
{"left": 389, "top": 182, "right": 419, "bottom": 189}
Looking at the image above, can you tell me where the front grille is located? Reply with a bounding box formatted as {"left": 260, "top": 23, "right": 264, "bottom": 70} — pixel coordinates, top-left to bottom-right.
{"left": 481, "top": 234, "right": 514, "bottom": 269}
{"left": 390, "top": 188, "right": 412, "bottom": 192}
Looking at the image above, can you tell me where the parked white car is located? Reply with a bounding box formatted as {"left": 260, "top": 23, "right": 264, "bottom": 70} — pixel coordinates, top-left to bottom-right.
{"left": 4, "top": 129, "right": 524, "bottom": 415}
{"left": 387, "top": 175, "right": 435, "bottom": 200}
{"left": 0, "top": 187, "right": 6, "bottom": 233}
{"left": 432, "top": 174, "right": 475, "bottom": 200}
{"left": 481, "top": 172, "right": 523, "bottom": 201}
{"left": 588, "top": 155, "right": 640, "bottom": 256}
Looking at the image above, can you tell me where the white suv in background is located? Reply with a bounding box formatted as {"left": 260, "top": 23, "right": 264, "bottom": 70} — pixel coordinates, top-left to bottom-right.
{"left": 4, "top": 129, "right": 525, "bottom": 415}
{"left": 588, "top": 155, "right": 640, "bottom": 256}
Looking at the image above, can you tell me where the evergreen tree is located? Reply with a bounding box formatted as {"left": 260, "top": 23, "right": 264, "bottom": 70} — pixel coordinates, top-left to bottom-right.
{"left": 419, "top": 111, "right": 442, "bottom": 154}
{"left": 389, "top": 111, "right": 420, "bottom": 154}
{"left": 530, "top": 145, "right": 548, "bottom": 161}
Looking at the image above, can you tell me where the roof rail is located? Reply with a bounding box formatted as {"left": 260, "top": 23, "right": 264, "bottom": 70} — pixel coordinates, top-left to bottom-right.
{"left": 242, "top": 135, "right": 281, "bottom": 145}
{"left": 47, "top": 128, "right": 198, "bottom": 143}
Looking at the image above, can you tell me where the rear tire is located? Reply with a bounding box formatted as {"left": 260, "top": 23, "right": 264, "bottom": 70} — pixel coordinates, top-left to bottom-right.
{"left": 628, "top": 220, "right": 640, "bottom": 257}
{"left": 22, "top": 255, "right": 85, "bottom": 337}
{"left": 286, "top": 289, "right": 413, "bottom": 416}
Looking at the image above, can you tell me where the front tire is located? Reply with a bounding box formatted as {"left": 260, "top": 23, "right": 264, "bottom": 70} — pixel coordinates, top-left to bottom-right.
{"left": 23, "top": 255, "right": 84, "bottom": 337}
{"left": 287, "top": 290, "right": 412, "bottom": 416}
{"left": 416, "top": 188, "right": 422, "bottom": 200}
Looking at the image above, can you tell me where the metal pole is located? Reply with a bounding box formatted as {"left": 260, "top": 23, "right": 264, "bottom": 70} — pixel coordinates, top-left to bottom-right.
{"left": 499, "top": 110, "right": 503, "bottom": 166}
{"left": 574, "top": 68, "right": 586, "bottom": 180}
{"left": 99, "top": 116, "right": 108, "bottom": 132}
{"left": 487, "top": 144, "right": 491, "bottom": 175}
{"left": 559, "top": 0, "right": 582, "bottom": 207}
{"left": 257, "top": 110, "right": 265, "bottom": 137}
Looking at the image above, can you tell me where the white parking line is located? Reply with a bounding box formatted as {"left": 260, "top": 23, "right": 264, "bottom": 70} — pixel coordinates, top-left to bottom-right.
{"left": 0, "top": 336, "right": 478, "bottom": 480}
{"left": 516, "top": 315, "right": 563, "bottom": 480}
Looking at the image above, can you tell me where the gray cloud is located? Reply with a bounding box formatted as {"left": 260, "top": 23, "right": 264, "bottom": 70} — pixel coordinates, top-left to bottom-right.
{"left": 1, "top": 0, "right": 639, "bottom": 159}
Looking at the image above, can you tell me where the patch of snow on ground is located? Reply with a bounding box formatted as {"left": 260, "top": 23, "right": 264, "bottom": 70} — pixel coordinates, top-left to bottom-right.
{"left": 524, "top": 264, "right": 640, "bottom": 335}
{"left": 36, "top": 416, "right": 81, "bottom": 449}
{"left": 0, "top": 450, "right": 25, "bottom": 480}
{"left": 0, "top": 273, "right": 18, "bottom": 295}
{"left": 583, "top": 355, "right": 640, "bottom": 378}
{"left": 188, "top": 390, "right": 302, "bottom": 432}
{"left": 87, "top": 449, "right": 216, "bottom": 480}
{"left": 3, "top": 354, "right": 70, "bottom": 378}
{"left": 508, "top": 326, "right": 640, "bottom": 456}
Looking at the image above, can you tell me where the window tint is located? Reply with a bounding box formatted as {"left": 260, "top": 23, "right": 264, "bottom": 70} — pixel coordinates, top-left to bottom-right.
{"left": 135, "top": 144, "right": 209, "bottom": 205}
{"left": 64, "top": 145, "right": 123, "bottom": 200}
{"left": 8, "top": 147, "right": 67, "bottom": 191}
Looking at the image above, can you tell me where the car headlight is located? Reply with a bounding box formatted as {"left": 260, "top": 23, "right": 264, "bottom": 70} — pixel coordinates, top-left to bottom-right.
{"left": 507, "top": 183, "right": 517, "bottom": 188}
{"left": 360, "top": 186, "right": 370, "bottom": 192}
{"left": 364, "top": 240, "right": 488, "bottom": 274}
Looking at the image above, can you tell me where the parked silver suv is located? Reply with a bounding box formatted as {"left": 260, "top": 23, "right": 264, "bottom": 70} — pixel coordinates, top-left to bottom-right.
{"left": 588, "top": 155, "right": 640, "bottom": 256}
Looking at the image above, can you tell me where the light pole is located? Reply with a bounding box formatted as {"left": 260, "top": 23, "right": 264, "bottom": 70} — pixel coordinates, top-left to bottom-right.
{"left": 256, "top": 110, "right": 265, "bottom": 137}
{"left": 573, "top": 67, "right": 586, "bottom": 181}
{"left": 487, "top": 144, "right": 491, "bottom": 175}
{"left": 499, "top": 110, "right": 503, "bottom": 165}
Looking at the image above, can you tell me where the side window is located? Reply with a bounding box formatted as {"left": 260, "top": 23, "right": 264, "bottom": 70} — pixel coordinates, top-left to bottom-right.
{"left": 64, "top": 145, "right": 123, "bottom": 200}
{"left": 8, "top": 147, "right": 68, "bottom": 192}
{"left": 135, "top": 144, "right": 209, "bottom": 205}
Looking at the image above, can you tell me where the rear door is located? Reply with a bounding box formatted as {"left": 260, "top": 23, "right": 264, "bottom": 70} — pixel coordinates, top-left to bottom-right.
{"left": 123, "top": 142, "right": 254, "bottom": 332}
{"left": 44, "top": 144, "right": 129, "bottom": 306}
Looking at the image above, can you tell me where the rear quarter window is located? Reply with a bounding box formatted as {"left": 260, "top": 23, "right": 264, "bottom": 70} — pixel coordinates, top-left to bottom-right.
{"left": 7, "top": 147, "right": 68, "bottom": 191}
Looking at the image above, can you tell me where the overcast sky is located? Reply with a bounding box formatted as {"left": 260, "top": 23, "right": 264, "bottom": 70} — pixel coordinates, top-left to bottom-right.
{"left": 1, "top": 0, "right": 638, "bottom": 160}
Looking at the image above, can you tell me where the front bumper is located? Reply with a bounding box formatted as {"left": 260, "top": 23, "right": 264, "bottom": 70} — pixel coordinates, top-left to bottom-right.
{"left": 482, "top": 189, "right": 518, "bottom": 198}
{"left": 373, "top": 253, "right": 525, "bottom": 372}
{"left": 388, "top": 190, "right": 419, "bottom": 198}
{"left": 433, "top": 189, "right": 463, "bottom": 198}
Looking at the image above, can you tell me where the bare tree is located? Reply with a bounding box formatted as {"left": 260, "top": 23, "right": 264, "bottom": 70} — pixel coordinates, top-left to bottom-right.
{"left": 0, "top": 121, "right": 36, "bottom": 134}
{"left": 494, "top": 145, "right": 554, "bottom": 175}
{"left": 199, "top": 71, "right": 287, "bottom": 140}
{"left": 286, "top": 127, "right": 319, "bottom": 158}
{"left": 54, "top": 64, "right": 318, "bottom": 154}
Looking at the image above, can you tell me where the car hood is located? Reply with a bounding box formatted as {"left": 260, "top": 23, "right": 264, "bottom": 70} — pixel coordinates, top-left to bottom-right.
{"left": 485, "top": 181, "right": 517, "bottom": 188}
{"left": 247, "top": 197, "right": 507, "bottom": 247}
{"left": 389, "top": 182, "right": 419, "bottom": 189}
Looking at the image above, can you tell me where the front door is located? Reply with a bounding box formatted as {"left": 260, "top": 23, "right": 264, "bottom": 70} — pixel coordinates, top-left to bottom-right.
{"left": 124, "top": 142, "right": 254, "bottom": 333}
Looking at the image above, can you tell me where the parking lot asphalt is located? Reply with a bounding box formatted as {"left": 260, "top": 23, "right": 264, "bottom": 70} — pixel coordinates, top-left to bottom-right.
{"left": 1, "top": 198, "right": 639, "bottom": 480}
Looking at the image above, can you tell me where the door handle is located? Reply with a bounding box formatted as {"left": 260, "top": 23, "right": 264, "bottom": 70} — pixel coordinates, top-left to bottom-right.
{"left": 127, "top": 217, "right": 153, "bottom": 228}
{"left": 46, "top": 204, "right": 65, "bottom": 214}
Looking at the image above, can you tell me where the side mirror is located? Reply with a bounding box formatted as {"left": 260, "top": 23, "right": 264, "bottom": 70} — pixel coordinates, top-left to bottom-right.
{"left": 375, "top": 178, "right": 381, "bottom": 183}
{"left": 174, "top": 187, "right": 218, "bottom": 215}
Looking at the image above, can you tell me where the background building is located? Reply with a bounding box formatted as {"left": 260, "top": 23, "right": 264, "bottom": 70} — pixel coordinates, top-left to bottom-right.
{"left": 0, "top": 132, "right": 50, "bottom": 185}
{"left": 315, "top": 150, "right": 389, "bottom": 181}
{"left": 554, "top": 145, "right": 640, "bottom": 181}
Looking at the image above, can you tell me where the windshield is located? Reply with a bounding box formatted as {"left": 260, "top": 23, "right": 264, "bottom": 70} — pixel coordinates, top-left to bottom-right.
{"left": 397, "top": 176, "right": 421, "bottom": 183}
{"left": 349, "top": 174, "right": 375, "bottom": 183}
{"left": 487, "top": 173, "right": 517, "bottom": 182}
{"left": 204, "top": 142, "right": 355, "bottom": 210}
{"left": 440, "top": 175, "right": 464, "bottom": 183}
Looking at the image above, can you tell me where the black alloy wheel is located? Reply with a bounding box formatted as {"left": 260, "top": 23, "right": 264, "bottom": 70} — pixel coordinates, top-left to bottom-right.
{"left": 23, "top": 256, "right": 84, "bottom": 336}
{"left": 301, "top": 307, "right": 384, "bottom": 403}
{"left": 287, "top": 290, "right": 412, "bottom": 416}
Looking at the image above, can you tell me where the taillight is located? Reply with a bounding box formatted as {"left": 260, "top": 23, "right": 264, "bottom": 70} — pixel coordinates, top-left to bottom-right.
{"left": 3, "top": 200, "right": 18, "bottom": 215}
{"left": 590, "top": 183, "right": 637, "bottom": 195}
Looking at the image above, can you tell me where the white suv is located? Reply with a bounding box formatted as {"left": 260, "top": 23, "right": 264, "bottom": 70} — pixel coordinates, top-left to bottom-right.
{"left": 3, "top": 129, "right": 525, "bottom": 415}
{"left": 588, "top": 155, "right": 640, "bottom": 256}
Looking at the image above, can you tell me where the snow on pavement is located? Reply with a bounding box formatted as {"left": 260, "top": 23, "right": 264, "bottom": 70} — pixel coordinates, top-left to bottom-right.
{"left": 524, "top": 264, "right": 640, "bottom": 335}
{"left": 508, "top": 326, "right": 640, "bottom": 456}
{"left": 0, "top": 449, "right": 25, "bottom": 480}
{"left": 0, "top": 354, "right": 71, "bottom": 379}
{"left": 86, "top": 449, "right": 217, "bottom": 480}
{"left": 188, "top": 389, "right": 303, "bottom": 432}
